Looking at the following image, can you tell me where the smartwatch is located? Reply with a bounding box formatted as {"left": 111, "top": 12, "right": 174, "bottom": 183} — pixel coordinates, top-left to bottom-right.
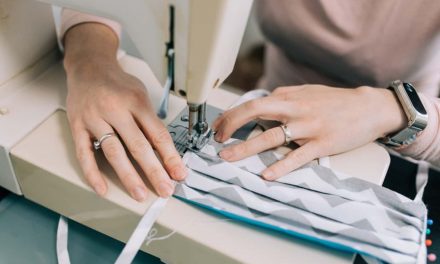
{"left": 380, "top": 80, "right": 428, "bottom": 147}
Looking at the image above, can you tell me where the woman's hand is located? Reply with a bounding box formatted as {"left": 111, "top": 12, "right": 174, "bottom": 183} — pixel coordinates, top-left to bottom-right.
{"left": 64, "top": 23, "right": 186, "bottom": 201}
{"left": 212, "top": 85, "right": 406, "bottom": 180}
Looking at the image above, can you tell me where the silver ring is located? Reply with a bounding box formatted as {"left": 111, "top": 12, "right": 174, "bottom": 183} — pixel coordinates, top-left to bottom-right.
{"left": 93, "top": 133, "right": 117, "bottom": 150}
{"left": 280, "top": 124, "right": 292, "bottom": 146}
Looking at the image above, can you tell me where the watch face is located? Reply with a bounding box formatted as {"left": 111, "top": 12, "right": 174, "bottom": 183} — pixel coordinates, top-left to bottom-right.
{"left": 403, "top": 83, "right": 427, "bottom": 115}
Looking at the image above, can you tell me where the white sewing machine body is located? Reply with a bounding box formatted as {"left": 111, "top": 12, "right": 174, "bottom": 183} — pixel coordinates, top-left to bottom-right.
{"left": 0, "top": 1, "right": 390, "bottom": 263}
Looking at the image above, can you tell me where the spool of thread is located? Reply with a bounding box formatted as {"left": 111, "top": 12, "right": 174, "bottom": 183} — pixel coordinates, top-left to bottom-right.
{"left": 428, "top": 253, "right": 436, "bottom": 262}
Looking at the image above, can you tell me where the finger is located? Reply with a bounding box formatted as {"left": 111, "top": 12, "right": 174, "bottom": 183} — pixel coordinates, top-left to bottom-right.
{"left": 219, "top": 124, "right": 303, "bottom": 161}
{"left": 135, "top": 113, "right": 187, "bottom": 181}
{"left": 111, "top": 115, "right": 176, "bottom": 197}
{"left": 72, "top": 128, "right": 108, "bottom": 197}
{"left": 213, "top": 97, "right": 290, "bottom": 142}
{"left": 89, "top": 120, "right": 149, "bottom": 202}
{"left": 262, "top": 142, "right": 319, "bottom": 180}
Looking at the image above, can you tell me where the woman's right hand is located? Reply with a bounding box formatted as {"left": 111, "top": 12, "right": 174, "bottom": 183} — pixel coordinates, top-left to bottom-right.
{"left": 64, "top": 23, "right": 186, "bottom": 201}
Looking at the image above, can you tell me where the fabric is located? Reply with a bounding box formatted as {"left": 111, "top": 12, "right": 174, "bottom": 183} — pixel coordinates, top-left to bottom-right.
{"left": 255, "top": 0, "right": 440, "bottom": 167}
{"left": 56, "top": 197, "right": 169, "bottom": 264}
{"left": 174, "top": 139, "right": 427, "bottom": 263}
{"left": 114, "top": 197, "right": 169, "bottom": 264}
{"left": 57, "top": 216, "right": 71, "bottom": 264}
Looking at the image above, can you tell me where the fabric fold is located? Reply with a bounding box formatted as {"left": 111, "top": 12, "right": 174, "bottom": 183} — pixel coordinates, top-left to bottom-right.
{"left": 174, "top": 139, "right": 427, "bottom": 263}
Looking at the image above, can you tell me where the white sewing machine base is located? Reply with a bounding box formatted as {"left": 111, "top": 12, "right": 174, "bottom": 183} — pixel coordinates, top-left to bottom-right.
{"left": 6, "top": 54, "right": 390, "bottom": 264}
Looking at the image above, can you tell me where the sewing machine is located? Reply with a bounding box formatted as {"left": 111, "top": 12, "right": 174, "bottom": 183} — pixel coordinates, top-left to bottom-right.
{"left": 0, "top": 0, "right": 390, "bottom": 263}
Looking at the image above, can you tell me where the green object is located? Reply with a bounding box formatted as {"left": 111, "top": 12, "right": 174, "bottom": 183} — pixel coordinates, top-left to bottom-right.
{"left": 426, "top": 228, "right": 432, "bottom": 235}
{"left": 0, "top": 194, "right": 162, "bottom": 264}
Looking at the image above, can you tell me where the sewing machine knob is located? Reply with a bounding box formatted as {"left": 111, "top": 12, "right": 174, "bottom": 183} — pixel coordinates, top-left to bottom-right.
{"left": 181, "top": 115, "right": 189, "bottom": 122}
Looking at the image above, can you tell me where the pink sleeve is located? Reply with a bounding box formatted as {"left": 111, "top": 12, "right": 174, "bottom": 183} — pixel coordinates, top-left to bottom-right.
{"left": 397, "top": 94, "right": 440, "bottom": 167}
{"left": 60, "top": 9, "right": 122, "bottom": 43}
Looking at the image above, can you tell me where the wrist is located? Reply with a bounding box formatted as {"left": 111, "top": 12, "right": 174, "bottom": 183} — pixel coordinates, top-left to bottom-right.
{"left": 65, "top": 55, "right": 120, "bottom": 82}
{"left": 63, "top": 23, "right": 119, "bottom": 76}
{"left": 356, "top": 86, "right": 407, "bottom": 138}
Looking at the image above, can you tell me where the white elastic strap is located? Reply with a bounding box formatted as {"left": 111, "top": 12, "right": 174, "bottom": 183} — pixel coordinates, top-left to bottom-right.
{"left": 56, "top": 216, "right": 71, "bottom": 264}
{"left": 229, "top": 89, "right": 270, "bottom": 109}
{"left": 115, "top": 197, "right": 169, "bottom": 264}
{"left": 414, "top": 161, "right": 429, "bottom": 264}
{"left": 415, "top": 160, "right": 429, "bottom": 202}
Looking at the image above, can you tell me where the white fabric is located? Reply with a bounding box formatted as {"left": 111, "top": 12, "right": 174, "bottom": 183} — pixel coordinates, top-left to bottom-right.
{"left": 56, "top": 216, "right": 71, "bottom": 264}
{"left": 115, "top": 197, "right": 169, "bottom": 264}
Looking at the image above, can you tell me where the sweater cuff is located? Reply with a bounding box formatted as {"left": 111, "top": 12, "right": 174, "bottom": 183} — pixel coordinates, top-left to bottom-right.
{"left": 59, "top": 9, "right": 122, "bottom": 51}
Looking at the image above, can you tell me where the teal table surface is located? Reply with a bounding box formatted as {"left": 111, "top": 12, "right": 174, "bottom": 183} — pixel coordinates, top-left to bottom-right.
{"left": 0, "top": 194, "right": 162, "bottom": 264}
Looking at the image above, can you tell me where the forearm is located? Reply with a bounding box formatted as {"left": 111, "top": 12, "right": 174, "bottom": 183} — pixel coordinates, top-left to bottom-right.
{"left": 63, "top": 23, "right": 119, "bottom": 76}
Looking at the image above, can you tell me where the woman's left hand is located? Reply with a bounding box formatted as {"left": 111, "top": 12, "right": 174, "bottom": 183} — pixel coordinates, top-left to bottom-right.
{"left": 212, "top": 85, "right": 406, "bottom": 180}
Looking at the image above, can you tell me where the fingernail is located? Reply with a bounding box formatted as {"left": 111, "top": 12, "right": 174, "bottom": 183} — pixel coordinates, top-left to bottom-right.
{"left": 174, "top": 167, "right": 187, "bottom": 180}
{"left": 159, "top": 182, "right": 174, "bottom": 197}
{"left": 262, "top": 170, "right": 274, "bottom": 180}
{"left": 133, "top": 186, "right": 148, "bottom": 202}
{"left": 220, "top": 149, "right": 233, "bottom": 160}
{"left": 93, "top": 185, "right": 106, "bottom": 197}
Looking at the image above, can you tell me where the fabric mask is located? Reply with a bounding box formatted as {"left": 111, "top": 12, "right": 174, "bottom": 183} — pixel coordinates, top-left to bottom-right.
{"left": 174, "top": 139, "right": 428, "bottom": 263}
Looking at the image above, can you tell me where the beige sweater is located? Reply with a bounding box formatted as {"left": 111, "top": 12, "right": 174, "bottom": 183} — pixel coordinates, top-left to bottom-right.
{"left": 61, "top": 1, "right": 440, "bottom": 167}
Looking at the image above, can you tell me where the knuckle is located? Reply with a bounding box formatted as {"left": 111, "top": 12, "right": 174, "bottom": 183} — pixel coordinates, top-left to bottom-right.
{"left": 233, "top": 143, "right": 248, "bottom": 155}
{"left": 104, "top": 140, "right": 120, "bottom": 160}
{"left": 119, "top": 172, "right": 134, "bottom": 182}
{"left": 263, "top": 129, "right": 281, "bottom": 145}
{"left": 293, "top": 147, "right": 316, "bottom": 164}
{"left": 152, "top": 128, "right": 172, "bottom": 146}
{"left": 128, "top": 138, "right": 148, "bottom": 157}
{"left": 76, "top": 148, "right": 89, "bottom": 164}
{"left": 272, "top": 162, "right": 289, "bottom": 176}
{"left": 164, "top": 155, "right": 181, "bottom": 168}
{"left": 67, "top": 113, "right": 81, "bottom": 127}
{"left": 128, "top": 90, "right": 147, "bottom": 107}
{"left": 146, "top": 166, "right": 164, "bottom": 180}
{"left": 134, "top": 88, "right": 148, "bottom": 100}
{"left": 70, "top": 120, "right": 84, "bottom": 134}
{"left": 222, "top": 114, "right": 233, "bottom": 127}
{"left": 219, "top": 115, "right": 235, "bottom": 134}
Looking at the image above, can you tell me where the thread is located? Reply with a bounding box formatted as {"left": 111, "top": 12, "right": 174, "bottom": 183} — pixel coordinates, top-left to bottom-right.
{"left": 145, "top": 228, "right": 177, "bottom": 246}
{"left": 144, "top": 218, "right": 234, "bottom": 247}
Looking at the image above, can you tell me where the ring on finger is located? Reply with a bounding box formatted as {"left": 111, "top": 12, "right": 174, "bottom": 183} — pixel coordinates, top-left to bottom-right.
{"left": 279, "top": 124, "right": 292, "bottom": 146}
{"left": 93, "top": 132, "right": 117, "bottom": 150}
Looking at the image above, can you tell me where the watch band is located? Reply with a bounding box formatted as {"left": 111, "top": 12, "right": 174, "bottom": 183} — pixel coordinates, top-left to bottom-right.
{"left": 380, "top": 127, "right": 419, "bottom": 147}
{"left": 379, "top": 80, "right": 428, "bottom": 148}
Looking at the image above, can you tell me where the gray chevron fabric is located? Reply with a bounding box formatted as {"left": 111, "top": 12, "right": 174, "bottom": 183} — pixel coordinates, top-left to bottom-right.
{"left": 174, "top": 139, "right": 427, "bottom": 263}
